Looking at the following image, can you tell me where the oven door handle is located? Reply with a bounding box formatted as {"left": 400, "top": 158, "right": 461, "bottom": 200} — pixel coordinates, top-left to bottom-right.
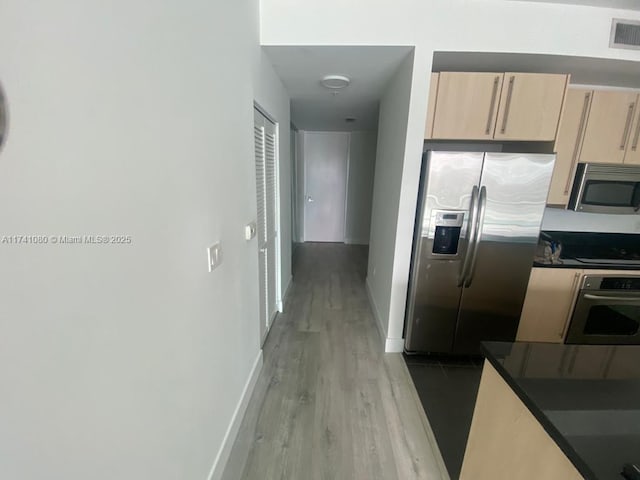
{"left": 583, "top": 294, "right": 640, "bottom": 302}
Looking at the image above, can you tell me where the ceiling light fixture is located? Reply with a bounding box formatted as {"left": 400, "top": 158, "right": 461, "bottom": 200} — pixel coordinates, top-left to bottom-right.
{"left": 320, "top": 75, "right": 351, "bottom": 89}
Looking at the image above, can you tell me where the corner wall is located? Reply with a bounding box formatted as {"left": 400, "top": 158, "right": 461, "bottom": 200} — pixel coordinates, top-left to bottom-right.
{"left": 366, "top": 51, "right": 415, "bottom": 348}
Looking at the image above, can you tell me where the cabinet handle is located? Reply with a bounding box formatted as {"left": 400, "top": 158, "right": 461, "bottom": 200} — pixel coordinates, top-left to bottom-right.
{"left": 620, "top": 102, "right": 635, "bottom": 150}
{"left": 559, "top": 272, "right": 582, "bottom": 340}
{"left": 631, "top": 108, "right": 640, "bottom": 152}
{"left": 500, "top": 76, "right": 515, "bottom": 134}
{"left": 485, "top": 76, "right": 501, "bottom": 135}
{"left": 564, "top": 92, "right": 591, "bottom": 195}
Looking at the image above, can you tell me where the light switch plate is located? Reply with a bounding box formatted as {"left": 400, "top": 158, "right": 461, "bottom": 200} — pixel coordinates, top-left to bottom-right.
{"left": 245, "top": 222, "right": 257, "bottom": 240}
{"left": 207, "top": 242, "right": 222, "bottom": 272}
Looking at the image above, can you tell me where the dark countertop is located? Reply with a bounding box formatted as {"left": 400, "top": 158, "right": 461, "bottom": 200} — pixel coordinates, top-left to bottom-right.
{"left": 534, "top": 231, "right": 640, "bottom": 270}
{"left": 482, "top": 341, "right": 640, "bottom": 480}
{"left": 533, "top": 260, "right": 640, "bottom": 270}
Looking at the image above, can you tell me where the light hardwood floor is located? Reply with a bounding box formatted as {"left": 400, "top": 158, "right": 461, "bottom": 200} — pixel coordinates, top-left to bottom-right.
{"left": 222, "top": 243, "right": 449, "bottom": 480}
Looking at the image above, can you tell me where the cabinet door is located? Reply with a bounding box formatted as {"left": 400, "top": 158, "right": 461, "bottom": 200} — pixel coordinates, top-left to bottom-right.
{"left": 493, "top": 73, "right": 568, "bottom": 141}
{"left": 431, "top": 72, "right": 503, "bottom": 140}
{"left": 516, "top": 268, "right": 583, "bottom": 343}
{"left": 579, "top": 90, "right": 638, "bottom": 164}
{"left": 547, "top": 88, "right": 592, "bottom": 206}
{"left": 623, "top": 103, "right": 640, "bottom": 165}
{"left": 424, "top": 73, "right": 439, "bottom": 139}
{"left": 565, "top": 347, "right": 614, "bottom": 379}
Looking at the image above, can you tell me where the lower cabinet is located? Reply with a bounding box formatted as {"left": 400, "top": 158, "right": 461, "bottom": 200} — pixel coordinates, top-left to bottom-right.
{"left": 460, "top": 362, "right": 583, "bottom": 480}
{"left": 516, "top": 268, "right": 583, "bottom": 343}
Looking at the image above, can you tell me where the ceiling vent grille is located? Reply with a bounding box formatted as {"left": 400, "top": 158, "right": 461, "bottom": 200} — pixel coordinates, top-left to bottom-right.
{"left": 610, "top": 18, "right": 640, "bottom": 50}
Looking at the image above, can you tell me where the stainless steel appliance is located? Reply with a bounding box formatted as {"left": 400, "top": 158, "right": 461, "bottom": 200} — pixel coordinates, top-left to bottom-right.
{"left": 565, "top": 274, "right": 640, "bottom": 345}
{"left": 568, "top": 163, "right": 640, "bottom": 214}
{"left": 404, "top": 151, "right": 555, "bottom": 354}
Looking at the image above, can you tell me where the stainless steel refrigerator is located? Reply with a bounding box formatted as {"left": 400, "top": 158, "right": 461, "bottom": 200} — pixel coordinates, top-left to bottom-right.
{"left": 404, "top": 151, "right": 555, "bottom": 354}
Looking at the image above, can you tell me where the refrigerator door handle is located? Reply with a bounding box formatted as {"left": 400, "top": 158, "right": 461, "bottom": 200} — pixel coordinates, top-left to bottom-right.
{"left": 458, "top": 185, "right": 479, "bottom": 287}
{"left": 464, "top": 185, "right": 487, "bottom": 288}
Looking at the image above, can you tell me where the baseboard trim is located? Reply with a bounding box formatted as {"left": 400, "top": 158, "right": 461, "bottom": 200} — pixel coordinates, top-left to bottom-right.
{"left": 277, "top": 275, "right": 293, "bottom": 312}
{"left": 207, "top": 350, "right": 263, "bottom": 480}
{"left": 366, "top": 277, "right": 405, "bottom": 353}
{"left": 385, "top": 337, "right": 405, "bottom": 353}
{"left": 365, "top": 276, "right": 387, "bottom": 345}
{"left": 344, "top": 238, "right": 369, "bottom": 245}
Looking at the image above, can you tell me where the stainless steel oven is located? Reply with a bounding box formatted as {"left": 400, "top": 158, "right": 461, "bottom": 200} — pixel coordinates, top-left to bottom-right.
{"left": 568, "top": 163, "right": 640, "bottom": 214}
{"left": 566, "top": 274, "right": 640, "bottom": 345}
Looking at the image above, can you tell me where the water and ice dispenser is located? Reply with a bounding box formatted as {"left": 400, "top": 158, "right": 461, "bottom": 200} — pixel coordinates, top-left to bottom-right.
{"left": 432, "top": 211, "right": 464, "bottom": 255}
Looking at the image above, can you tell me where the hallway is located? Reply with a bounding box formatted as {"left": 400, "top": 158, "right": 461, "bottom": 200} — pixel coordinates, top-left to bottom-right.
{"left": 222, "top": 243, "right": 448, "bottom": 480}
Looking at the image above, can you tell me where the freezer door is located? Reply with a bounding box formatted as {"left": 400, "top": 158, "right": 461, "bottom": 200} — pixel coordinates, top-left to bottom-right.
{"left": 404, "top": 151, "right": 483, "bottom": 353}
{"left": 453, "top": 153, "right": 555, "bottom": 354}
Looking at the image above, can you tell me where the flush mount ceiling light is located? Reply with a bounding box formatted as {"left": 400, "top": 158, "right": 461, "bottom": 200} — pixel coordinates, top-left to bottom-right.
{"left": 320, "top": 75, "right": 351, "bottom": 89}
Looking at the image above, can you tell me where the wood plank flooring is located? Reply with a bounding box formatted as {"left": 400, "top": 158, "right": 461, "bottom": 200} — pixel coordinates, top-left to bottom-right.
{"left": 222, "top": 243, "right": 449, "bottom": 480}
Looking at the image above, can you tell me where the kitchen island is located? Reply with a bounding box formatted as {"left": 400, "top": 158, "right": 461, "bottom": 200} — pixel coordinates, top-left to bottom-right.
{"left": 461, "top": 342, "right": 640, "bottom": 480}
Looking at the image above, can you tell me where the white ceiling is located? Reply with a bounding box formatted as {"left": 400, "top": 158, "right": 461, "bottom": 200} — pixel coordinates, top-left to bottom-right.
{"left": 263, "top": 46, "right": 413, "bottom": 131}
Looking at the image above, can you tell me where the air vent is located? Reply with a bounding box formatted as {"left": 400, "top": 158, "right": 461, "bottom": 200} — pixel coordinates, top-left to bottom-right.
{"left": 610, "top": 18, "right": 640, "bottom": 50}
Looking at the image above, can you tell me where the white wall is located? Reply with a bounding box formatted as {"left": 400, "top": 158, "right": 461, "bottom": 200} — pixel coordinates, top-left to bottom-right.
{"left": 254, "top": 50, "right": 293, "bottom": 303}
{"left": 366, "top": 52, "right": 415, "bottom": 349}
{"left": 345, "top": 131, "right": 378, "bottom": 245}
{"left": 261, "top": 0, "right": 640, "bottom": 351}
{"left": 0, "top": 1, "right": 288, "bottom": 479}
{"left": 261, "top": 0, "right": 640, "bottom": 61}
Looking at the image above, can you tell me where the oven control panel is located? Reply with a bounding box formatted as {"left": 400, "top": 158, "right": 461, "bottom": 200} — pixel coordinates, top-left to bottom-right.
{"left": 583, "top": 275, "right": 640, "bottom": 291}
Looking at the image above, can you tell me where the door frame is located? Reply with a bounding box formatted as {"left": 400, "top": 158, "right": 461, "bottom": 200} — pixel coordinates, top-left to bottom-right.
{"left": 254, "top": 102, "right": 283, "bottom": 341}
{"left": 342, "top": 135, "right": 352, "bottom": 244}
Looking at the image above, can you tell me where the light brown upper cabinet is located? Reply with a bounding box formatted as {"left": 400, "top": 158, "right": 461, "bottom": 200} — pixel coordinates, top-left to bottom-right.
{"left": 547, "top": 88, "right": 592, "bottom": 206}
{"left": 622, "top": 96, "right": 640, "bottom": 165}
{"left": 579, "top": 90, "right": 639, "bottom": 165}
{"left": 430, "top": 72, "right": 503, "bottom": 140}
{"left": 547, "top": 87, "right": 640, "bottom": 206}
{"left": 493, "top": 73, "right": 569, "bottom": 141}
{"left": 424, "top": 73, "right": 439, "bottom": 140}
{"left": 427, "top": 72, "right": 569, "bottom": 141}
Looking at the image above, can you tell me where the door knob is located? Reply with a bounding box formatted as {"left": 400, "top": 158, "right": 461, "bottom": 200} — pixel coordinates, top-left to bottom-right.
{"left": 306, "top": 196, "right": 314, "bottom": 202}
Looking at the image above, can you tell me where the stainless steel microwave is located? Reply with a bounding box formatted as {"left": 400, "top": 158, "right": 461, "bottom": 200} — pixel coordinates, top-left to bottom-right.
{"left": 568, "top": 163, "right": 640, "bottom": 214}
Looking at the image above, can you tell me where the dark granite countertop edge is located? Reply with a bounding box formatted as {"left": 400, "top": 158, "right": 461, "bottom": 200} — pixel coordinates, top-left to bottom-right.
{"left": 481, "top": 341, "right": 599, "bottom": 480}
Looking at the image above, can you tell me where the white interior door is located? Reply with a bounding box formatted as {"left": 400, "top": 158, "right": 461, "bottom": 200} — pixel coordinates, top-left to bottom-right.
{"left": 254, "top": 108, "right": 279, "bottom": 344}
{"left": 303, "top": 132, "right": 350, "bottom": 242}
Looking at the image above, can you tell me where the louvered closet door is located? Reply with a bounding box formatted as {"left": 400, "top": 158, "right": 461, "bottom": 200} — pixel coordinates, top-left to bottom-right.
{"left": 254, "top": 108, "right": 279, "bottom": 344}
